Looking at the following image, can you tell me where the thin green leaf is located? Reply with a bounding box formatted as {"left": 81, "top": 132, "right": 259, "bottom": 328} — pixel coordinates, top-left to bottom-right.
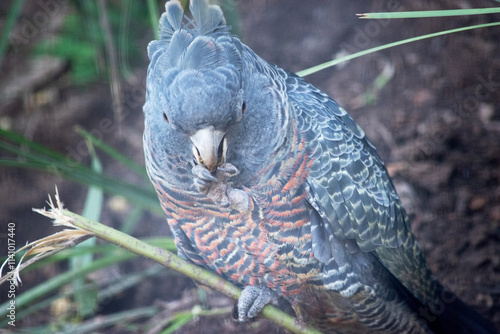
{"left": 147, "top": 0, "right": 160, "bottom": 40}
{"left": 296, "top": 21, "right": 500, "bottom": 77}
{"left": 0, "top": 251, "right": 135, "bottom": 327}
{"left": 70, "top": 141, "right": 103, "bottom": 318}
{"left": 82, "top": 141, "right": 104, "bottom": 223}
{"left": 0, "top": 155, "right": 161, "bottom": 213}
{"left": 98, "top": 265, "right": 165, "bottom": 303}
{"left": 119, "top": 0, "right": 134, "bottom": 78}
{"left": 0, "top": 129, "right": 162, "bottom": 214}
{"left": 0, "top": 128, "right": 68, "bottom": 161}
{"left": 76, "top": 126, "right": 149, "bottom": 179}
{"left": 57, "top": 307, "right": 158, "bottom": 334}
{"left": 220, "top": 0, "right": 241, "bottom": 38}
{"left": 121, "top": 206, "right": 144, "bottom": 234}
{"left": 0, "top": 0, "right": 26, "bottom": 65}
{"left": 10, "top": 238, "right": 176, "bottom": 274}
{"left": 359, "top": 8, "right": 500, "bottom": 19}
{"left": 161, "top": 312, "right": 194, "bottom": 334}
{"left": 14, "top": 264, "right": 165, "bottom": 328}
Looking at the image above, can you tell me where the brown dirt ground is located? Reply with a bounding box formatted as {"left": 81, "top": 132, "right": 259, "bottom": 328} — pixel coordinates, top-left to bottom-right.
{"left": 1, "top": 0, "right": 499, "bottom": 333}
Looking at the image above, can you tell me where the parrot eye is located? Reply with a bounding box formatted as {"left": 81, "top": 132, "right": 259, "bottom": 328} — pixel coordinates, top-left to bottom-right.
{"left": 241, "top": 101, "right": 246, "bottom": 114}
{"left": 163, "top": 112, "right": 169, "bottom": 123}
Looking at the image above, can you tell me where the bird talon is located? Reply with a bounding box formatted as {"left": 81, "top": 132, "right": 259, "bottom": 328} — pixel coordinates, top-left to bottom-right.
{"left": 192, "top": 165, "right": 218, "bottom": 183}
{"left": 193, "top": 178, "right": 210, "bottom": 193}
{"left": 217, "top": 163, "right": 239, "bottom": 178}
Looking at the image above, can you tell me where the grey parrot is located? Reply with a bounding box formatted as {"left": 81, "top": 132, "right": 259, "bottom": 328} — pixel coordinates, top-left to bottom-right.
{"left": 143, "top": 0, "right": 498, "bottom": 333}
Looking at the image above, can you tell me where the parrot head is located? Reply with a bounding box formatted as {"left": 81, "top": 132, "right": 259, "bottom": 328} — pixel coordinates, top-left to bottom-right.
{"left": 161, "top": 58, "right": 245, "bottom": 172}
{"left": 144, "top": 0, "right": 289, "bottom": 186}
{"left": 144, "top": 0, "right": 246, "bottom": 172}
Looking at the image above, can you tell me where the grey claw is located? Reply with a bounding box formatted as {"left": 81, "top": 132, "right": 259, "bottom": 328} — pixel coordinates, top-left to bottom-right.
{"left": 217, "top": 163, "right": 239, "bottom": 177}
{"left": 193, "top": 178, "right": 209, "bottom": 194}
{"left": 193, "top": 178, "right": 207, "bottom": 187}
{"left": 192, "top": 165, "right": 218, "bottom": 182}
{"left": 199, "top": 169, "right": 219, "bottom": 183}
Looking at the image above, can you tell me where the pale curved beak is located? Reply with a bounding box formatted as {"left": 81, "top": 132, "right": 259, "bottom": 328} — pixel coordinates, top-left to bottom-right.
{"left": 190, "top": 126, "right": 226, "bottom": 172}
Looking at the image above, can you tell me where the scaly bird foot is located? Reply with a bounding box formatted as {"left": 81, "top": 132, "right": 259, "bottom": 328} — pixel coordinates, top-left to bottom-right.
{"left": 217, "top": 163, "right": 250, "bottom": 211}
{"left": 192, "top": 163, "right": 250, "bottom": 212}
{"left": 234, "top": 286, "right": 278, "bottom": 322}
{"left": 192, "top": 164, "right": 219, "bottom": 194}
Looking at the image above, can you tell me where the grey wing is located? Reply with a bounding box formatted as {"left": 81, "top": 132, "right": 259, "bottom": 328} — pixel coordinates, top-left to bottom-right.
{"left": 286, "top": 73, "right": 439, "bottom": 306}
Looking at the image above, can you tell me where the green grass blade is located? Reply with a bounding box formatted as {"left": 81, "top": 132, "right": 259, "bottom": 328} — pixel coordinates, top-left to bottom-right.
{"left": 6, "top": 238, "right": 176, "bottom": 275}
{"left": 147, "top": 0, "right": 160, "bottom": 39}
{"left": 21, "top": 307, "right": 158, "bottom": 334}
{"left": 359, "top": 8, "right": 500, "bottom": 19}
{"left": 76, "top": 127, "right": 149, "bottom": 179}
{"left": 296, "top": 21, "right": 500, "bottom": 77}
{"left": 118, "top": 0, "right": 134, "bottom": 78}
{"left": 121, "top": 206, "right": 144, "bottom": 234}
{"left": 14, "top": 265, "right": 165, "bottom": 330}
{"left": 0, "top": 129, "right": 162, "bottom": 214}
{"left": 0, "top": 128, "right": 69, "bottom": 161}
{"left": 0, "top": 155, "right": 161, "bottom": 214}
{"left": 220, "top": 0, "right": 241, "bottom": 38}
{"left": 0, "top": 251, "right": 135, "bottom": 327}
{"left": 58, "top": 307, "right": 158, "bottom": 334}
{"left": 161, "top": 312, "right": 194, "bottom": 334}
{"left": 0, "top": 0, "right": 25, "bottom": 66}
{"left": 98, "top": 265, "right": 165, "bottom": 301}
{"left": 70, "top": 142, "right": 103, "bottom": 318}
{"left": 82, "top": 142, "right": 104, "bottom": 223}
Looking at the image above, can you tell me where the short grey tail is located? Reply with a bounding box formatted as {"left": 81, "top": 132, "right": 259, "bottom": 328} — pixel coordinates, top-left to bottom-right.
{"left": 432, "top": 287, "right": 498, "bottom": 334}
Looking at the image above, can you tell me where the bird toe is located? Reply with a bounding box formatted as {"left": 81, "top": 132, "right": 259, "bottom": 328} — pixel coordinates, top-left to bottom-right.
{"left": 236, "top": 286, "right": 277, "bottom": 322}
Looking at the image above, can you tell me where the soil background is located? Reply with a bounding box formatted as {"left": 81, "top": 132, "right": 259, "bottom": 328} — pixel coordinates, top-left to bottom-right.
{"left": 1, "top": 0, "right": 499, "bottom": 333}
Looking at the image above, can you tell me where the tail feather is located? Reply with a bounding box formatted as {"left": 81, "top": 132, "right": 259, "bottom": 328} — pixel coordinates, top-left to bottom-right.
{"left": 432, "top": 289, "right": 498, "bottom": 334}
{"left": 386, "top": 265, "right": 497, "bottom": 333}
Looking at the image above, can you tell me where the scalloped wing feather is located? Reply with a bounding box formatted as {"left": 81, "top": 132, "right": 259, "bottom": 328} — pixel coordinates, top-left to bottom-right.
{"left": 285, "top": 74, "right": 440, "bottom": 305}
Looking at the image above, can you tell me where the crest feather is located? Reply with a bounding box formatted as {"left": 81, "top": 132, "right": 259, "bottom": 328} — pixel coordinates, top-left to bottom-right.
{"left": 181, "top": 36, "right": 222, "bottom": 70}
{"left": 157, "top": 0, "right": 230, "bottom": 44}
{"left": 189, "top": 0, "right": 228, "bottom": 36}
{"left": 158, "top": 0, "right": 184, "bottom": 41}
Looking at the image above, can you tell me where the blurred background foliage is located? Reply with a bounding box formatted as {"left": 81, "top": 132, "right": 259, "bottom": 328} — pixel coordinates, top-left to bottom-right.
{"left": 33, "top": 1, "right": 150, "bottom": 85}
